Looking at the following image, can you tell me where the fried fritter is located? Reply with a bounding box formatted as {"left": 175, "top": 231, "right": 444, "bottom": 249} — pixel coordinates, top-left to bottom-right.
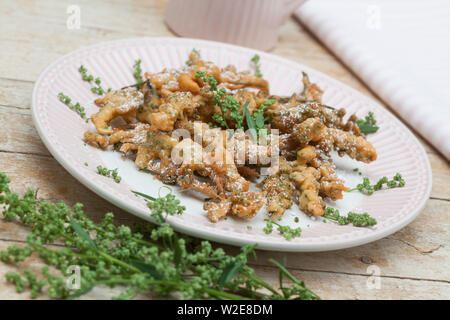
{"left": 83, "top": 50, "right": 378, "bottom": 223}
{"left": 91, "top": 88, "right": 144, "bottom": 135}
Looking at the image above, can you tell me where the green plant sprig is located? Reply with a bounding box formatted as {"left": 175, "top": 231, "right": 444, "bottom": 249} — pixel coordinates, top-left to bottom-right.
{"left": 322, "top": 207, "right": 377, "bottom": 227}
{"left": 250, "top": 54, "right": 262, "bottom": 78}
{"left": 96, "top": 165, "right": 122, "bottom": 183}
{"left": 243, "top": 99, "right": 274, "bottom": 143}
{"left": 57, "top": 92, "right": 86, "bottom": 118}
{"left": 0, "top": 173, "right": 319, "bottom": 300}
{"left": 133, "top": 59, "right": 143, "bottom": 88}
{"left": 196, "top": 72, "right": 245, "bottom": 129}
{"left": 348, "top": 173, "right": 405, "bottom": 194}
{"left": 195, "top": 71, "right": 218, "bottom": 91}
{"left": 263, "top": 219, "right": 302, "bottom": 241}
{"left": 78, "top": 65, "right": 111, "bottom": 95}
{"left": 357, "top": 111, "right": 379, "bottom": 134}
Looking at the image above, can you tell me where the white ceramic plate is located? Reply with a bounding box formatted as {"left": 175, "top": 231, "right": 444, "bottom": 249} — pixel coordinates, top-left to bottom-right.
{"left": 32, "top": 37, "right": 432, "bottom": 252}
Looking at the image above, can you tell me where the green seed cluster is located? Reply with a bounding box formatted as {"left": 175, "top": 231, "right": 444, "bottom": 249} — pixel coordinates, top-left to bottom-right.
{"left": 133, "top": 59, "right": 143, "bottom": 87}
{"left": 78, "top": 65, "right": 110, "bottom": 95}
{"left": 250, "top": 54, "right": 262, "bottom": 78}
{"left": 263, "top": 220, "right": 302, "bottom": 241}
{"left": 348, "top": 173, "right": 405, "bottom": 194}
{"left": 96, "top": 165, "right": 122, "bottom": 183}
{"left": 322, "top": 207, "right": 377, "bottom": 227}
{"left": 196, "top": 71, "right": 218, "bottom": 91}
{"left": 196, "top": 71, "right": 245, "bottom": 129}
{"left": 57, "top": 92, "right": 86, "bottom": 118}
{"left": 357, "top": 111, "right": 379, "bottom": 134}
{"left": 0, "top": 173, "right": 319, "bottom": 300}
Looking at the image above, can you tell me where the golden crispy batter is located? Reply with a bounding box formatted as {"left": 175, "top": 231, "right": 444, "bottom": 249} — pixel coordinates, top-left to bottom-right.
{"left": 237, "top": 165, "right": 259, "bottom": 179}
{"left": 83, "top": 49, "right": 378, "bottom": 223}
{"left": 229, "top": 191, "right": 265, "bottom": 219}
{"left": 301, "top": 72, "right": 323, "bottom": 103}
{"left": 317, "top": 127, "right": 377, "bottom": 163}
{"left": 292, "top": 117, "right": 325, "bottom": 144}
{"left": 291, "top": 118, "right": 377, "bottom": 163}
{"left": 290, "top": 166, "right": 325, "bottom": 216}
{"left": 84, "top": 131, "right": 108, "bottom": 149}
{"left": 171, "top": 138, "right": 249, "bottom": 199}
{"left": 317, "top": 160, "right": 348, "bottom": 201}
{"left": 262, "top": 173, "right": 295, "bottom": 219}
{"left": 150, "top": 91, "right": 201, "bottom": 132}
{"left": 136, "top": 82, "right": 161, "bottom": 124}
{"left": 269, "top": 102, "right": 346, "bottom": 134}
{"left": 295, "top": 146, "right": 348, "bottom": 201}
{"left": 219, "top": 65, "right": 269, "bottom": 91}
{"left": 204, "top": 199, "right": 232, "bottom": 222}
{"left": 91, "top": 88, "right": 144, "bottom": 135}
{"left": 204, "top": 190, "right": 265, "bottom": 222}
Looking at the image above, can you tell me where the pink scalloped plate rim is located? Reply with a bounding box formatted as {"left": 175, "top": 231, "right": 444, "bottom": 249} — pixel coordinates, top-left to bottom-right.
{"left": 31, "top": 37, "right": 432, "bottom": 252}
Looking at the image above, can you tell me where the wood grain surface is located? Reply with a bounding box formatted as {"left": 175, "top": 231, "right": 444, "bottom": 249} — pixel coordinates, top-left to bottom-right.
{"left": 0, "top": 0, "right": 448, "bottom": 299}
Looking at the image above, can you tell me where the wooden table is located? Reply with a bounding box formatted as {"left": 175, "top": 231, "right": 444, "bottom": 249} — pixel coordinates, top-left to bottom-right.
{"left": 0, "top": 0, "right": 449, "bottom": 300}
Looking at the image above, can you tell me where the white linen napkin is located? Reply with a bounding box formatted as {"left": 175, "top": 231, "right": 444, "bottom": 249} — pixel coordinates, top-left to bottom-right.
{"left": 295, "top": 0, "right": 450, "bottom": 159}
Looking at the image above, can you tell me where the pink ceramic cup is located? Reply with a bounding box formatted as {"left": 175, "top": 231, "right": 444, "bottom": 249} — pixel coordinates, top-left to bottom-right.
{"left": 165, "top": 0, "right": 305, "bottom": 51}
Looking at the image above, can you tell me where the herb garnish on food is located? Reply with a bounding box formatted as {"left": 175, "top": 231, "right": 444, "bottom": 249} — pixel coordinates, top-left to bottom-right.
{"left": 0, "top": 173, "right": 319, "bottom": 300}
{"left": 196, "top": 71, "right": 246, "bottom": 129}
{"left": 133, "top": 59, "right": 143, "bottom": 88}
{"left": 357, "top": 112, "right": 379, "bottom": 134}
{"left": 243, "top": 99, "right": 273, "bottom": 142}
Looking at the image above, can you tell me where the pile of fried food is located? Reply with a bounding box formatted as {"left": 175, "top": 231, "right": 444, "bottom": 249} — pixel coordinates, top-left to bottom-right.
{"left": 84, "top": 50, "right": 377, "bottom": 223}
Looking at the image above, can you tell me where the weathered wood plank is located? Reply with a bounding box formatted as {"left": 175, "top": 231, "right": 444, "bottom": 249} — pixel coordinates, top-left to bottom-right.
{"left": 0, "top": 78, "right": 33, "bottom": 109}
{"left": 254, "top": 265, "right": 450, "bottom": 300}
{"left": 251, "top": 198, "right": 450, "bottom": 282}
{"left": 0, "top": 0, "right": 171, "bottom": 82}
{"left": 0, "top": 107, "right": 50, "bottom": 156}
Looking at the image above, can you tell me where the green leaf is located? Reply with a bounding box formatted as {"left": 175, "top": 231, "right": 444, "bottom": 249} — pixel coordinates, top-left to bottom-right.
{"left": 279, "top": 257, "right": 286, "bottom": 291}
{"left": 132, "top": 190, "right": 156, "bottom": 201}
{"left": 254, "top": 112, "right": 265, "bottom": 129}
{"left": 269, "top": 258, "right": 301, "bottom": 285}
{"left": 70, "top": 218, "right": 97, "bottom": 250}
{"left": 68, "top": 285, "right": 94, "bottom": 299}
{"left": 243, "top": 101, "right": 253, "bottom": 128}
{"left": 243, "top": 101, "right": 257, "bottom": 141}
{"left": 357, "top": 121, "right": 379, "bottom": 134}
{"left": 219, "top": 261, "right": 244, "bottom": 288}
{"left": 127, "top": 260, "right": 162, "bottom": 279}
{"left": 357, "top": 112, "right": 379, "bottom": 134}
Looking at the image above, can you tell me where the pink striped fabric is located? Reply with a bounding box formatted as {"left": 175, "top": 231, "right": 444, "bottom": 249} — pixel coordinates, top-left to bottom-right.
{"left": 295, "top": 0, "right": 450, "bottom": 159}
